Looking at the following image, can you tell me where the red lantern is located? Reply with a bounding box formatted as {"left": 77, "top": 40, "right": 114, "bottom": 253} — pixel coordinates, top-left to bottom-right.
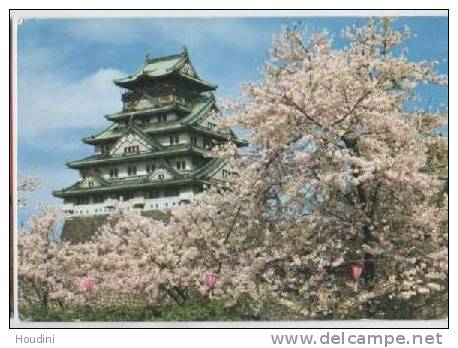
{"left": 352, "top": 264, "right": 363, "bottom": 292}
{"left": 205, "top": 272, "right": 218, "bottom": 297}
{"left": 83, "top": 276, "right": 95, "bottom": 292}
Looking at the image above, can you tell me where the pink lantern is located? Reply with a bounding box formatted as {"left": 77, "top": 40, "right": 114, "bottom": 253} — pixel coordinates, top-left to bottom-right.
{"left": 352, "top": 265, "right": 363, "bottom": 292}
{"left": 205, "top": 272, "right": 218, "bottom": 297}
{"left": 83, "top": 276, "right": 95, "bottom": 291}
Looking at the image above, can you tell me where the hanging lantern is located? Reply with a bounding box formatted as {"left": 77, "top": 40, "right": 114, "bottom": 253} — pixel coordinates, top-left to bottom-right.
{"left": 205, "top": 272, "right": 218, "bottom": 298}
{"left": 352, "top": 264, "right": 363, "bottom": 292}
{"left": 83, "top": 276, "right": 95, "bottom": 292}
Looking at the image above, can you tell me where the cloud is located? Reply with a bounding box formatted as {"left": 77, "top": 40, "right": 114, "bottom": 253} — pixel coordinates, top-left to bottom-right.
{"left": 58, "top": 18, "right": 274, "bottom": 53}
{"left": 16, "top": 18, "right": 274, "bottom": 143}
{"left": 18, "top": 67, "right": 125, "bottom": 139}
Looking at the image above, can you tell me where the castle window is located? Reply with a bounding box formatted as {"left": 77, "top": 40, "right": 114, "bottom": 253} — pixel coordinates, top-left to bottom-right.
{"left": 164, "top": 188, "right": 179, "bottom": 197}
{"left": 127, "top": 165, "right": 137, "bottom": 176}
{"left": 176, "top": 160, "right": 186, "bottom": 170}
{"left": 75, "top": 196, "right": 89, "bottom": 205}
{"left": 169, "top": 134, "right": 180, "bottom": 145}
{"left": 146, "top": 190, "right": 160, "bottom": 199}
{"left": 109, "top": 168, "right": 119, "bottom": 179}
{"left": 124, "top": 145, "right": 139, "bottom": 154}
{"left": 146, "top": 163, "right": 156, "bottom": 173}
{"left": 120, "top": 192, "right": 134, "bottom": 201}
{"left": 158, "top": 114, "right": 167, "bottom": 123}
{"left": 203, "top": 137, "right": 211, "bottom": 149}
{"left": 101, "top": 144, "right": 110, "bottom": 155}
{"left": 191, "top": 136, "right": 198, "bottom": 146}
{"left": 93, "top": 194, "right": 104, "bottom": 203}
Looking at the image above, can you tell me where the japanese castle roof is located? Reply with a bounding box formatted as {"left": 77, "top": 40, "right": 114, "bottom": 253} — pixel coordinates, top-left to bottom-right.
{"left": 53, "top": 158, "right": 227, "bottom": 198}
{"left": 105, "top": 103, "right": 191, "bottom": 121}
{"left": 83, "top": 96, "right": 246, "bottom": 146}
{"left": 67, "top": 144, "right": 211, "bottom": 169}
{"left": 113, "top": 49, "right": 217, "bottom": 91}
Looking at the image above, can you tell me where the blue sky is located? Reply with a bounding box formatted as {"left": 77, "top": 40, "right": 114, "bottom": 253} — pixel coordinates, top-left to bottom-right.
{"left": 17, "top": 16, "right": 448, "bottom": 224}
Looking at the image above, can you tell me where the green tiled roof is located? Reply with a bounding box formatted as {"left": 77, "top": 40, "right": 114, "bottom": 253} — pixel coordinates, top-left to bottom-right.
{"left": 105, "top": 104, "right": 191, "bottom": 121}
{"left": 82, "top": 96, "right": 247, "bottom": 147}
{"left": 190, "top": 157, "right": 226, "bottom": 178}
{"left": 180, "top": 96, "right": 215, "bottom": 126}
{"left": 53, "top": 157, "right": 226, "bottom": 198}
{"left": 83, "top": 96, "right": 234, "bottom": 144}
{"left": 53, "top": 177, "right": 199, "bottom": 198}
{"left": 83, "top": 97, "right": 212, "bottom": 143}
{"left": 142, "top": 97, "right": 215, "bottom": 131}
{"left": 113, "top": 50, "right": 216, "bottom": 91}
{"left": 53, "top": 176, "right": 224, "bottom": 198}
{"left": 67, "top": 144, "right": 211, "bottom": 169}
{"left": 84, "top": 123, "right": 121, "bottom": 142}
{"left": 189, "top": 125, "right": 240, "bottom": 142}
{"left": 116, "top": 55, "right": 184, "bottom": 81}
{"left": 127, "top": 122, "right": 165, "bottom": 150}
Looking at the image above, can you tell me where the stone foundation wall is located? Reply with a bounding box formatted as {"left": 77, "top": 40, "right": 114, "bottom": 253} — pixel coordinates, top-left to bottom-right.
{"left": 61, "top": 210, "right": 171, "bottom": 243}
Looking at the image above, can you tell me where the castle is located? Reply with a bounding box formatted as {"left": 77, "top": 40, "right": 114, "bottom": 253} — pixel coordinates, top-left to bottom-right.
{"left": 53, "top": 48, "right": 245, "bottom": 218}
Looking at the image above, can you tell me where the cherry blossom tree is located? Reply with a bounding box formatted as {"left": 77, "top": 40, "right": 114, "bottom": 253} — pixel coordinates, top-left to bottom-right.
{"left": 211, "top": 18, "right": 448, "bottom": 317}
{"left": 17, "top": 176, "right": 41, "bottom": 209}
{"left": 18, "top": 207, "right": 80, "bottom": 309}
{"left": 68, "top": 208, "right": 193, "bottom": 307}
{"left": 157, "top": 18, "right": 448, "bottom": 317}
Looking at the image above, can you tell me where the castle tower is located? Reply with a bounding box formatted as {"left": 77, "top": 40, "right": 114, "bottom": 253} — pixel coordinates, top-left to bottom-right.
{"left": 53, "top": 48, "right": 246, "bottom": 218}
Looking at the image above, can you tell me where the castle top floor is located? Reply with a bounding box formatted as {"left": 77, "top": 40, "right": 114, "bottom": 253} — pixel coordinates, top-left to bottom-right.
{"left": 113, "top": 47, "right": 217, "bottom": 94}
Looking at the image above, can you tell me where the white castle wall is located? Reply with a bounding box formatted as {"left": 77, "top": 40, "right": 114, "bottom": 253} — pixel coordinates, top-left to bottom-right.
{"left": 92, "top": 156, "right": 193, "bottom": 181}
{"left": 156, "top": 132, "right": 190, "bottom": 146}
{"left": 63, "top": 187, "right": 195, "bottom": 217}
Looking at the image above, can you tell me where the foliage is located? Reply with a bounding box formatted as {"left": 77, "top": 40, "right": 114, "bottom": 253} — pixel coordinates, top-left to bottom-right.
{"left": 18, "top": 207, "right": 74, "bottom": 309}
{"left": 19, "top": 292, "right": 256, "bottom": 322}
{"left": 216, "top": 18, "right": 448, "bottom": 317}
{"left": 17, "top": 176, "right": 41, "bottom": 209}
